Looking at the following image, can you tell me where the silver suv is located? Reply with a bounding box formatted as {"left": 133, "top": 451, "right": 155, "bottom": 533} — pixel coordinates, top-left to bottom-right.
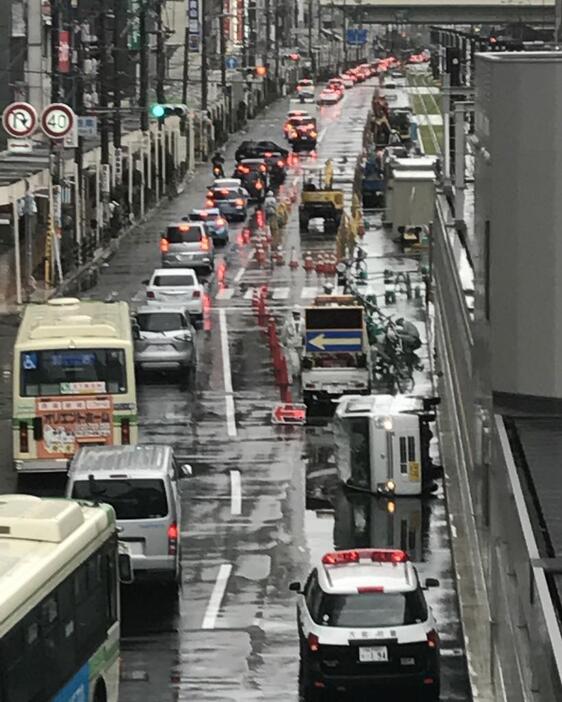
{"left": 160, "top": 221, "right": 215, "bottom": 271}
{"left": 132, "top": 306, "right": 197, "bottom": 376}
{"left": 66, "top": 444, "right": 191, "bottom": 594}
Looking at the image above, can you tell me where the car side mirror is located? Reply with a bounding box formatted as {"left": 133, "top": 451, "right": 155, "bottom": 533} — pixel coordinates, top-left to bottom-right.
{"left": 425, "top": 577, "right": 440, "bottom": 588}
{"left": 141, "top": 279, "right": 149, "bottom": 285}
{"left": 131, "top": 323, "right": 140, "bottom": 340}
{"left": 180, "top": 463, "right": 193, "bottom": 478}
{"left": 289, "top": 581, "right": 302, "bottom": 593}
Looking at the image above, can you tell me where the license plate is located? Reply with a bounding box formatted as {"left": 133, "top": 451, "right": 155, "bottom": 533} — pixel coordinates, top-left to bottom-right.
{"left": 150, "top": 344, "right": 175, "bottom": 352}
{"left": 359, "top": 646, "right": 388, "bottom": 663}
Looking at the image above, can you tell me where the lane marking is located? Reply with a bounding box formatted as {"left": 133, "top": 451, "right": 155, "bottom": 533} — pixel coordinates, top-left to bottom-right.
{"left": 317, "top": 127, "right": 327, "bottom": 144}
{"left": 201, "top": 563, "right": 232, "bottom": 629}
{"left": 225, "top": 394, "right": 237, "bottom": 438}
{"left": 219, "top": 309, "right": 237, "bottom": 437}
{"left": 216, "top": 288, "right": 235, "bottom": 300}
{"left": 243, "top": 287, "right": 256, "bottom": 300}
{"left": 301, "top": 286, "right": 319, "bottom": 299}
{"left": 230, "top": 470, "right": 242, "bottom": 515}
{"left": 272, "top": 286, "right": 289, "bottom": 300}
{"left": 234, "top": 266, "right": 246, "bottom": 284}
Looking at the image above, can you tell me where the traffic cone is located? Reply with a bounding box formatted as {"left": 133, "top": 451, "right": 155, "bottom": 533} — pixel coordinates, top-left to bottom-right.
{"left": 289, "top": 247, "right": 299, "bottom": 269}
{"left": 315, "top": 254, "right": 325, "bottom": 275}
{"left": 303, "top": 251, "right": 314, "bottom": 272}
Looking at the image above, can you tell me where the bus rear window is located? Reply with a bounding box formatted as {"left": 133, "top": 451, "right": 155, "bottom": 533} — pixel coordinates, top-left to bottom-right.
{"left": 20, "top": 349, "right": 127, "bottom": 397}
{"left": 71, "top": 479, "right": 168, "bottom": 519}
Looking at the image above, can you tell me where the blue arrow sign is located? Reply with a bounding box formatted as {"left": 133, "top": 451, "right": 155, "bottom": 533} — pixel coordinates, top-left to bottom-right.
{"left": 225, "top": 56, "right": 239, "bottom": 69}
{"left": 305, "top": 329, "right": 363, "bottom": 353}
{"left": 346, "top": 28, "right": 368, "bottom": 46}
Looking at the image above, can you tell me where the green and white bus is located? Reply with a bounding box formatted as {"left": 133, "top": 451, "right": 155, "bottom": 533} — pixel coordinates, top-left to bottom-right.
{"left": 0, "top": 494, "right": 122, "bottom": 702}
{"left": 12, "top": 298, "right": 138, "bottom": 472}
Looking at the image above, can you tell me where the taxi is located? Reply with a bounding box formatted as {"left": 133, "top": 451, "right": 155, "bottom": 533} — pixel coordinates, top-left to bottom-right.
{"left": 290, "top": 548, "right": 440, "bottom": 700}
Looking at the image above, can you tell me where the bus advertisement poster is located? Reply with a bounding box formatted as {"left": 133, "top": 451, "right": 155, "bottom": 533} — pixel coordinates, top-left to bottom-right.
{"left": 35, "top": 396, "right": 114, "bottom": 458}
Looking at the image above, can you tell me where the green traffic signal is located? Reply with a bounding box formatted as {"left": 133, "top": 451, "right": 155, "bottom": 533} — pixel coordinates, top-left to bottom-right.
{"left": 150, "top": 104, "right": 166, "bottom": 118}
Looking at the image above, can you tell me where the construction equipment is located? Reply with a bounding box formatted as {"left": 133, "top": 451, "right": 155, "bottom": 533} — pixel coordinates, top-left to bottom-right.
{"left": 299, "top": 164, "right": 344, "bottom": 234}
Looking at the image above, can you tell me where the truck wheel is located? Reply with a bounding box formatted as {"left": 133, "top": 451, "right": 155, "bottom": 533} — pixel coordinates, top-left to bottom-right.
{"left": 299, "top": 217, "right": 309, "bottom": 232}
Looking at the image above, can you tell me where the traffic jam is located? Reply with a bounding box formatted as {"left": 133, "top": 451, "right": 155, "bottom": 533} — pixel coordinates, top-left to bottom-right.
{"left": 0, "top": 52, "right": 471, "bottom": 702}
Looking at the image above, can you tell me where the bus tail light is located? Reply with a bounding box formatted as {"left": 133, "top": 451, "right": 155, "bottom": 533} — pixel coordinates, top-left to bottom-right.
{"left": 121, "top": 418, "right": 130, "bottom": 445}
{"left": 160, "top": 237, "right": 169, "bottom": 253}
{"left": 19, "top": 422, "right": 29, "bottom": 453}
{"left": 200, "top": 235, "right": 210, "bottom": 252}
{"left": 168, "top": 522, "right": 179, "bottom": 555}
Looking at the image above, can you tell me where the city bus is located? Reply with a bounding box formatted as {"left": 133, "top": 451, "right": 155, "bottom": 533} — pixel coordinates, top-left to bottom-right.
{"left": 13, "top": 297, "right": 138, "bottom": 472}
{"left": 0, "top": 494, "right": 124, "bottom": 701}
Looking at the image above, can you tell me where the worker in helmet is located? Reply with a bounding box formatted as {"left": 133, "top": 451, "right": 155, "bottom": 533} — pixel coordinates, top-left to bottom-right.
{"left": 264, "top": 190, "right": 277, "bottom": 223}
{"left": 281, "top": 305, "right": 305, "bottom": 384}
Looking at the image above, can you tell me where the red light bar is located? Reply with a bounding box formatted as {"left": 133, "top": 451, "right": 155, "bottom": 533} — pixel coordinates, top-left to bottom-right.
{"left": 357, "top": 586, "right": 384, "bottom": 593}
{"left": 322, "top": 549, "right": 409, "bottom": 566}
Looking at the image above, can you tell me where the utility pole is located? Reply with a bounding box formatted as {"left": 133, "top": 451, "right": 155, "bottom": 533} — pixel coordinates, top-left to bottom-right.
{"left": 113, "top": 0, "right": 127, "bottom": 201}
{"left": 201, "top": 0, "right": 208, "bottom": 111}
{"left": 73, "top": 13, "right": 85, "bottom": 263}
{"left": 308, "top": 0, "right": 313, "bottom": 76}
{"left": 220, "top": 13, "right": 227, "bottom": 92}
{"left": 264, "top": 0, "right": 271, "bottom": 97}
{"left": 97, "top": 0, "right": 110, "bottom": 238}
{"left": 343, "top": 0, "right": 348, "bottom": 69}
{"left": 248, "top": 0, "right": 257, "bottom": 67}
{"left": 139, "top": 4, "right": 149, "bottom": 132}
{"left": 28, "top": 0, "right": 43, "bottom": 110}
{"left": 51, "top": 0, "right": 61, "bottom": 101}
{"left": 156, "top": 0, "right": 165, "bottom": 104}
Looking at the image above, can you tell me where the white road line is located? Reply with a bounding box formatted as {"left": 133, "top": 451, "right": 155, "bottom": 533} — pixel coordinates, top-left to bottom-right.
{"left": 317, "top": 127, "right": 327, "bottom": 144}
{"left": 301, "top": 286, "right": 319, "bottom": 298}
{"left": 219, "top": 309, "right": 237, "bottom": 438}
{"left": 234, "top": 266, "right": 246, "bottom": 284}
{"left": 272, "top": 287, "right": 289, "bottom": 300}
{"left": 201, "top": 564, "right": 232, "bottom": 629}
{"left": 216, "top": 288, "right": 235, "bottom": 300}
{"left": 243, "top": 287, "right": 256, "bottom": 300}
{"left": 219, "top": 309, "right": 233, "bottom": 394}
{"left": 225, "top": 395, "right": 237, "bottom": 438}
{"left": 230, "top": 470, "right": 242, "bottom": 515}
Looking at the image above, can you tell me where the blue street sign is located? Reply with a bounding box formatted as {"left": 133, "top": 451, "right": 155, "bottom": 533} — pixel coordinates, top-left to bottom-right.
{"left": 346, "top": 28, "right": 368, "bottom": 46}
{"left": 305, "top": 329, "right": 363, "bottom": 353}
{"left": 225, "top": 56, "right": 238, "bottom": 69}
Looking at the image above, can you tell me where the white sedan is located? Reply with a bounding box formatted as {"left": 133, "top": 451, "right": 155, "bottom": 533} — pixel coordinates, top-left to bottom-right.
{"left": 143, "top": 268, "right": 204, "bottom": 320}
{"left": 317, "top": 88, "right": 341, "bottom": 105}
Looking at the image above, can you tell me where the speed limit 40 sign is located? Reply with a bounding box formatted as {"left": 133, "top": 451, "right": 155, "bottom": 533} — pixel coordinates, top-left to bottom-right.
{"left": 41, "top": 103, "right": 75, "bottom": 139}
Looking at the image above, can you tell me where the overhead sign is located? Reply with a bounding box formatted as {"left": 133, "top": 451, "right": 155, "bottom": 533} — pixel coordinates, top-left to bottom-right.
{"left": 188, "top": 0, "right": 200, "bottom": 52}
{"left": 347, "top": 28, "right": 368, "bottom": 46}
{"left": 272, "top": 403, "right": 307, "bottom": 425}
{"left": 41, "top": 103, "right": 75, "bottom": 139}
{"left": 305, "top": 330, "right": 363, "bottom": 353}
{"left": 2, "top": 102, "right": 38, "bottom": 138}
{"left": 58, "top": 30, "right": 70, "bottom": 73}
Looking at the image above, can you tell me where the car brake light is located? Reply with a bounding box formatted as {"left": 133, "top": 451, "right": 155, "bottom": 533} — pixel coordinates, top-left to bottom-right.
{"left": 205, "top": 200, "right": 214, "bottom": 208}
{"left": 121, "top": 418, "right": 130, "bottom": 445}
{"left": 201, "top": 235, "right": 210, "bottom": 251}
{"left": 259, "top": 164, "right": 266, "bottom": 173}
{"left": 307, "top": 633, "right": 320, "bottom": 653}
{"left": 178, "top": 223, "right": 189, "bottom": 232}
{"left": 216, "top": 217, "right": 226, "bottom": 226}
{"left": 235, "top": 198, "right": 244, "bottom": 206}
{"left": 357, "top": 586, "right": 384, "bottom": 593}
{"left": 322, "top": 551, "right": 360, "bottom": 565}
{"left": 310, "top": 131, "right": 317, "bottom": 138}
{"left": 427, "top": 629, "right": 439, "bottom": 649}
{"left": 168, "top": 522, "right": 179, "bottom": 556}
{"left": 192, "top": 290, "right": 201, "bottom": 298}
{"left": 255, "top": 181, "right": 263, "bottom": 190}
{"left": 277, "top": 160, "right": 284, "bottom": 167}
{"left": 265, "top": 151, "right": 272, "bottom": 157}
{"left": 206, "top": 190, "right": 213, "bottom": 198}
{"left": 19, "top": 422, "right": 29, "bottom": 453}
{"left": 147, "top": 291, "right": 155, "bottom": 299}
{"left": 160, "top": 238, "right": 169, "bottom": 253}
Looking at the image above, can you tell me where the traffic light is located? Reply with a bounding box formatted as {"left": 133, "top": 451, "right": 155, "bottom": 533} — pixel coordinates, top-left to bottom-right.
{"left": 149, "top": 103, "right": 188, "bottom": 119}
{"left": 445, "top": 47, "right": 461, "bottom": 86}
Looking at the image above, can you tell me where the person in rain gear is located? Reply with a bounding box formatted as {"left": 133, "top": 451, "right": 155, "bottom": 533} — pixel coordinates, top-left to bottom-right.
{"left": 211, "top": 149, "right": 225, "bottom": 177}
{"left": 281, "top": 305, "right": 305, "bottom": 383}
{"left": 324, "top": 159, "right": 334, "bottom": 190}
{"left": 264, "top": 191, "right": 277, "bottom": 222}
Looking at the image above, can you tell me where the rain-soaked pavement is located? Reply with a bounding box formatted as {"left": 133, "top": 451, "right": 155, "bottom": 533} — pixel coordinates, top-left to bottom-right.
{"left": 0, "top": 80, "right": 471, "bottom": 701}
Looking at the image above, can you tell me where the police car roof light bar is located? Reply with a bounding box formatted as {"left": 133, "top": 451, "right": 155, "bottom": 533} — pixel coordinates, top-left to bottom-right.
{"left": 322, "top": 549, "right": 409, "bottom": 566}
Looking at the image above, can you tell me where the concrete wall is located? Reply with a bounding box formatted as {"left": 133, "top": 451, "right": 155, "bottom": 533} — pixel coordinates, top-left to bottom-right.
{"left": 474, "top": 53, "right": 562, "bottom": 400}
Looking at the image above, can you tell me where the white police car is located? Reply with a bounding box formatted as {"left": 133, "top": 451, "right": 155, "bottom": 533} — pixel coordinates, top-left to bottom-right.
{"left": 290, "top": 549, "right": 440, "bottom": 701}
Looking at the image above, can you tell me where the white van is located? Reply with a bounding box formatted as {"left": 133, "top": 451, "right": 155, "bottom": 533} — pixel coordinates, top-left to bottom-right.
{"left": 66, "top": 444, "right": 191, "bottom": 593}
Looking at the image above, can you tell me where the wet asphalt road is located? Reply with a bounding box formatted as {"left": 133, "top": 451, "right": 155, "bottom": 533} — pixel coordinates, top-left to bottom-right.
{"left": 0, "top": 81, "right": 471, "bottom": 701}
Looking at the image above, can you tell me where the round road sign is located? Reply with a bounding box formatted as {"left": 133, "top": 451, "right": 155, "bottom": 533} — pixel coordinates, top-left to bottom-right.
{"left": 41, "top": 103, "right": 75, "bottom": 139}
{"left": 2, "top": 102, "right": 38, "bottom": 138}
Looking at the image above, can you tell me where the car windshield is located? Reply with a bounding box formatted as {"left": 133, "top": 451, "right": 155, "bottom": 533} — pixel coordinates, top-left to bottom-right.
{"left": 71, "top": 478, "right": 168, "bottom": 519}
{"left": 317, "top": 591, "right": 427, "bottom": 628}
{"left": 137, "top": 312, "right": 184, "bottom": 332}
{"left": 20, "top": 348, "right": 127, "bottom": 397}
{"left": 165, "top": 225, "right": 202, "bottom": 243}
{"left": 152, "top": 274, "right": 195, "bottom": 287}
{"left": 190, "top": 211, "right": 218, "bottom": 222}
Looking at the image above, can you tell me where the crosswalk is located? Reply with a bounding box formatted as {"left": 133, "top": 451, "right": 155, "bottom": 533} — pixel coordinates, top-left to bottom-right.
{"left": 214, "top": 284, "right": 333, "bottom": 305}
